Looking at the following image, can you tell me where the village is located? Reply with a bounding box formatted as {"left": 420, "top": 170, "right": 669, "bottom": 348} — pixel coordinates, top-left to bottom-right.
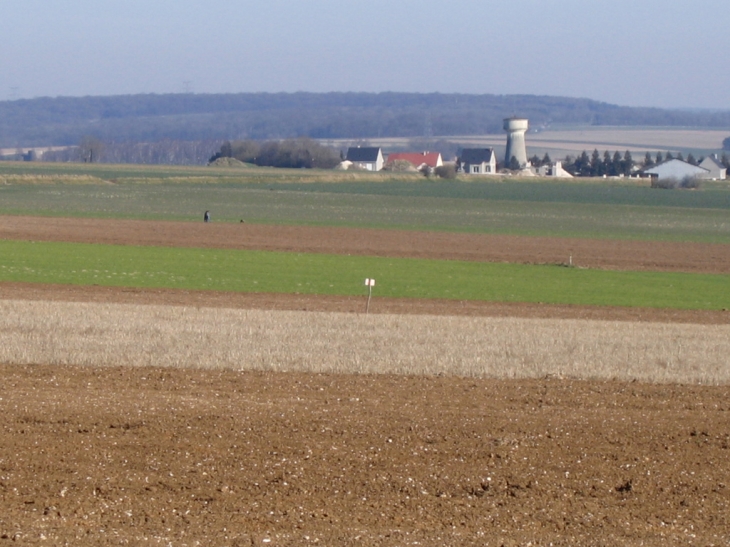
{"left": 341, "top": 117, "right": 729, "bottom": 183}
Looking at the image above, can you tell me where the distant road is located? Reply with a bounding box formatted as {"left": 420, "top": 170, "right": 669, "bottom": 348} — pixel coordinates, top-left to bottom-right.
{"left": 0, "top": 145, "right": 72, "bottom": 158}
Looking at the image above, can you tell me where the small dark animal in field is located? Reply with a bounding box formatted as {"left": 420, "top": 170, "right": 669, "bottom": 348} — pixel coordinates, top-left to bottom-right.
{"left": 204, "top": 211, "right": 210, "bottom": 222}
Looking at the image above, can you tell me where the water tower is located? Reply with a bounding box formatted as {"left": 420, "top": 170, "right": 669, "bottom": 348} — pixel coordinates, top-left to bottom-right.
{"left": 503, "top": 117, "right": 529, "bottom": 168}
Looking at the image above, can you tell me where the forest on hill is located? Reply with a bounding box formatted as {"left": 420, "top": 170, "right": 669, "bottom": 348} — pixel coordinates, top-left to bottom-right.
{"left": 2, "top": 92, "right": 730, "bottom": 149}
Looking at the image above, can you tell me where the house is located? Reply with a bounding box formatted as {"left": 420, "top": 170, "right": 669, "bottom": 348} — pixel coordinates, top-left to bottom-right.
{"left": 386, "top": 152, "right": 443, "bottom": 171}
{"left": 699, "top": 154, "right": 727, "bottom": 180}
{"left": 643, "top": 159, "right": 709, "bottom": 180}
{"left": 346, "top": 147, "right": 384, "bottom": 171}
{"left": 460, "top": 148, "right": 497, "bottom": 175}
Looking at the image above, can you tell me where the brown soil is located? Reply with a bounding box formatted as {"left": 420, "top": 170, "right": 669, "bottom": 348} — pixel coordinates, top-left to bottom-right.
{"left": 2, "top": 216, "right": 730, "bottom": 545}
{"left": 3, "top": 215, "right": 730, "bottom": 274}
{"left": 1, "top": 365, "right": 728, "bottom": 546}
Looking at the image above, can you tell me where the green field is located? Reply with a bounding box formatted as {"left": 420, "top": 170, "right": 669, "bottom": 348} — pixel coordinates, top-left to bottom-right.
{"left": 2, "top": 162, "right": 729, "bottom": 310}
{"left": 1, "top": 162, "right": 730, "bottom": 242}
{"left": 2, "top": 240, "right": 729, "bottom": 310}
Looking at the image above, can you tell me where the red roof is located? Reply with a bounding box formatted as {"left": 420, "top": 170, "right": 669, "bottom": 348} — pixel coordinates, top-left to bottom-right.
{"left": 386, "top": 152, "right": 442, "bottom": 168}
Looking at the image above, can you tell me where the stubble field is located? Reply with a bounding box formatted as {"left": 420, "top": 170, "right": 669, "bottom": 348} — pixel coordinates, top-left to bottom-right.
{"left": 1, "top": 169, "right": 730, "bottom": 545}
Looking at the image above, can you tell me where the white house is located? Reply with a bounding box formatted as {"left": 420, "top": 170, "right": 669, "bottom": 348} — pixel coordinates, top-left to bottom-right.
{"left": 643, "top": 159, "right": 709, "bottom": 180}
{"left": 346, "top": 147, "right": 384, "bottom": 171}
{"left": 699, "top": 154, "right": 727, "bottom": 180}
{"left": 460, "top": 148, "right": 497, "bottom": 175}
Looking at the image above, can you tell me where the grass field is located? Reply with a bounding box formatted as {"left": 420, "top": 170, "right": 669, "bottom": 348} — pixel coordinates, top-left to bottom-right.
{"left": 2, "top": 240, "right": 729, "bottom": 309}
{"left": 2, "top": 161, "right": 730, "bottom": 242}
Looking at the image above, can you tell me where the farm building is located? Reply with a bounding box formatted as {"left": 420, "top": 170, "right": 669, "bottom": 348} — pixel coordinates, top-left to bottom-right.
{"left": 346, "top": 147, "right": 384, "bottom": 171}
{"left": 643, "top": 159, "right": 709, "bottom": 180}
{"left": 699, "top": 154, "right": 727, "bottom": 180}
{"left": 536, "top": 160, "right": 573, "bottom": 178}
{"left": 386, "top": 152, "right": 443, "bottom": 171}
{"left": 460, "top": 148, "right": 497, "bottom": 175}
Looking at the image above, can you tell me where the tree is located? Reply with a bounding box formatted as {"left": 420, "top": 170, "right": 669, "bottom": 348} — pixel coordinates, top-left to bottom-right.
{"left": 78, "top": 136, "right": 104, "bottom": 163}
{"left": 575, "top": 151, "right": 591, "bottom": 177}
{"left": 384, "top": 159, "right": 417, "bottom": 172}
{"left": 643, "top": 152, "right": 654, "bottom": 168}
{"left": 509, "top": 156, "right": 521, "bottom": 170}
{"left": 621, "top": 151, "right": 633, "bottom": 176}
{"left": 723, "top": 136, "right": 730, "bottom": 151}
{"left": 529, "top": 154, "right": 541, "bottom": 167}
{"left": 612, "top": 151, "right": 623, "bottom": 176}
{"left": 542, "top": 152, "right": 552, "bottom": 166}
{"left": 590, "top": 149, "right": 601, "bottom": 177}
{"left": 655, "top": 152, "right": 663, "bottom": 164}
{"left": 665, "top": 151, "right": 674, "bottom": 161}
{"left": 601, "top": 151, "right": 612, "bottom": 176}
{"left": 676, "top": 152, "right": 684, "bottom": 162}
{"left": 687, "top": 153, "right": 697, "bottom": 165}
{"left": 434, "top": 164, "right": 457, "bottom": 179}
{"left": 722, "top": 153, "right": 730, "bottom": 169}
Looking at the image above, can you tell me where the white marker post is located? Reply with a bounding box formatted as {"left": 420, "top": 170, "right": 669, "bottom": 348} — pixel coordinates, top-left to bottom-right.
{"left": 364, "top": 278, "right": 375, "bottom": 314}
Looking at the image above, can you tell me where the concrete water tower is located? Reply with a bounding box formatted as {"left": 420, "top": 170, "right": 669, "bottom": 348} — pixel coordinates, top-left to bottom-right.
{"left": 503, "top": 117, "right": 529, "bottom": 168}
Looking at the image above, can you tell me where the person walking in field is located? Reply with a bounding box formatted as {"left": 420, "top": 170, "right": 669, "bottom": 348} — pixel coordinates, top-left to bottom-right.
{"left": 204, "top": 210, "right": 210, "bottom": 222}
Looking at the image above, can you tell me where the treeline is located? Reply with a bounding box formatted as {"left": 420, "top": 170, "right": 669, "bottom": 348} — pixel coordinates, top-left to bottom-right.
{"left": 559, "top": 150, "right": 730, "bottom": 177}
{"left": 209, "top": 138, "right": 340, "bottom": 169}
{"left": 561, "top": 150, "right": 636, "bottom": 177}
{"left": 40, "top": 139, "right": 223, "bottom": 165}
{"left": 3, "top": 91, "right": 730, "bottom": 148}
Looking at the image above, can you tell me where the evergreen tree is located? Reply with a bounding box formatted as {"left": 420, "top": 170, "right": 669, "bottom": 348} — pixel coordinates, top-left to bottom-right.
{"left": 590, "top": 149, "right": 601, "bottom": 176}
{"left": 722, "top": 153, "right": 730, "bottom": 169}
{"left": 687, "top": 153, "right": 697, "bottom": 165}
{"left": 665, "top": 151, "right": 674, "bottom": 161}
{"left": 676, "top": 152, "right": 684, "bottom": 162}
{"left": 601, "top": 151, "right": 612, "bottom": 176}
{"left": 578, "top": 151, "right": 591, "bottom": 176}
{"left": 509, "top": 156, "right": 521, "bottom": 170}
{"left": 542, "top": 152, "right": 552, "bottom": 166}
{"left": 643, "top": 152, "right": 654, "bottom": 168}
{"left": 622, "top": 151, "right": 633, "bottom": 175}
{"left": 656, "top": 152, "right": 663, "bottom": 164}
{"left": 529, "top": 154, "right": 541, "bottom": 167}
{"left": 612, "top": 151, "right": 622, "bottom": 176}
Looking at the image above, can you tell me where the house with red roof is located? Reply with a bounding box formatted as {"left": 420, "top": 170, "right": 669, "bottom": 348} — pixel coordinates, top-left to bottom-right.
{"left": 385, "top": 151, "right": 443, "bottom": 172}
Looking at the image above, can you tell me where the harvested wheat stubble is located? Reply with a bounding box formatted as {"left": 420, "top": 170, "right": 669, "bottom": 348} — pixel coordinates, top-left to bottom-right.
{"left": 2, "top": 299, "right": 729, "bottom": 384}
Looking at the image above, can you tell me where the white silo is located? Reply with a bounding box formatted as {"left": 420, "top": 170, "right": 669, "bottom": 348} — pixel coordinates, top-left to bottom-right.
{"left": 503, "top": 118, "right": 529, "bottom": 168}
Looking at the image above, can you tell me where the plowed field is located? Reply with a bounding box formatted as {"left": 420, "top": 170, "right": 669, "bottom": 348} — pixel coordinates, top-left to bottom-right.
{"left": 1, "top": 216, "right": 730, "bottom": 545}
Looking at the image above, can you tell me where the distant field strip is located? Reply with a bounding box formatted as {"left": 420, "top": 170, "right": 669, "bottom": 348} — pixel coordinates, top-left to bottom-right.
{"left": 2, "top": 183, "right": 730, "bottom": 242}
{"left": 1, "top": 300, "right": 728, "bottom": 384}
{"left": 2, "top": 240, "right": 730, "bottom": 309}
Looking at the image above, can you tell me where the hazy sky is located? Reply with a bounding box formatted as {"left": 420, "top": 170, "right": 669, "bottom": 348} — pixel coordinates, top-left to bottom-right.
{"left": 2, "top": 0, "right": 728, "bottom": 109}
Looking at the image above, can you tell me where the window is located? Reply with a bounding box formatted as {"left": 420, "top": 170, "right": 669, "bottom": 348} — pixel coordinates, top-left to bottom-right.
{"left": 472, "top": 165, "right": 480, "bottom": 173}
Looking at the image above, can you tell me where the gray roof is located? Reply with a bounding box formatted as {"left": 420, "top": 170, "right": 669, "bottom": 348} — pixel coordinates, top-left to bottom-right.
{"left": 346, "top": 147, "right": 381, "bottom": 162}
{"left": 644, "top": 159, "right": 709, "bottom": 177}
{"left": 460, "top": 148, "right": 494, "bottom": 164}
{"left": 701, "top": 155, "right": 724, "bottom": 168}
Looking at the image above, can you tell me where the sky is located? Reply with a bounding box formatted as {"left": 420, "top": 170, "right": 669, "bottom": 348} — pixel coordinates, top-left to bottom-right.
{"left": 1, "top": 0, "right": 728, "bottom": 109}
